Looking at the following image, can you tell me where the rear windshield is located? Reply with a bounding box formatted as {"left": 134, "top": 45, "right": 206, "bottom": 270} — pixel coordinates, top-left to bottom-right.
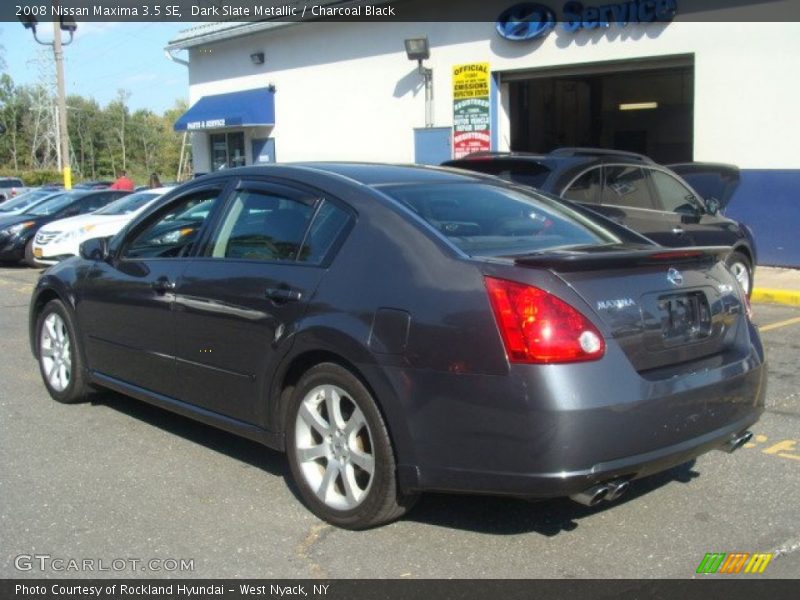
{"left": 0, "top": 179, "right": 23, "bottom": 188}
{"left": 380, "top": 182, "right": 621, "bottom": 257}
{"left": 446, "top": 159, "right": 551, "bottom": 189}
{"left": 95, "top": 191, "right": 158, "bottom": 215}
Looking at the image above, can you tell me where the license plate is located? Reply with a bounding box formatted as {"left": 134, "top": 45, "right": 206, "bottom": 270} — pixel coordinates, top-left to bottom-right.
{"left": 658, "top": 292, "right": 711, "bottom": 344}
{"left": 33, "top": 247, "right": 42, "bottom": 258}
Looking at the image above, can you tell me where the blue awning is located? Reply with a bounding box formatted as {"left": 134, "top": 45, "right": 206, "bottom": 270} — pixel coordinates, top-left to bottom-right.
{"left": 173, "top": 87, "right": 275, "bottom": 132}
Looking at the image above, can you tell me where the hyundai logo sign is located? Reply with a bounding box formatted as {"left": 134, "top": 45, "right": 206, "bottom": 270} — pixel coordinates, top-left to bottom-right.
{"left": 496, "top": 0, "right": 677, "bottom": 41}
{"left": 496, "top": 3, "right": 557, "bottom": 41}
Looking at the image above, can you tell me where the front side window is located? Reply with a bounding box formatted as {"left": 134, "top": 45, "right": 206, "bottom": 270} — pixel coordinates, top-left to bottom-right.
{"left": 381, "top": 182, "right": 621, "bottom": 257}
{"left": 649, "top": 170, "right": 701, "bottom": 214}
{"left": 209, "top": 189, "right": 313, "bottom": 261}
{"left": 601, "top": 166, "right": 656, "bottom": 209}
{"left": 123, "top": 189, "right": 221, "bottom": 259}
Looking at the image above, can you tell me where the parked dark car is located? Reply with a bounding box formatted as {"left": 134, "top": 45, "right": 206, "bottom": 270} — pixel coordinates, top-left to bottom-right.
{"left": 0, "top": 189, "right": 128, "bottom": 266}
{"left": 443, "top": 149, "right": 757, "bottom": 295}
{"left": 29, "top": 164, "right": 764, "bottom": 529}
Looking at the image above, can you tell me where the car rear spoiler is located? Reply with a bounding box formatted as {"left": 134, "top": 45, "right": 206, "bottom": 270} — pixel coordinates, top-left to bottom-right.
{"left": 513, "top": 246, "right": 731, "bottom": 272}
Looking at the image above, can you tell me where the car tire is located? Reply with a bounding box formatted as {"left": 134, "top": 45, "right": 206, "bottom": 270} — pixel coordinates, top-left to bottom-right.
{"left": 35, "top": 299, "right": 91, "bottom": 404}
{"left": 286, "top": 362, "right": 417, "bottom": 529}
{"left": 726, "top": 251, "right": 753, "bottom": 297}
{"left": 24, "top": 239, "right": 37, "bottom": 267}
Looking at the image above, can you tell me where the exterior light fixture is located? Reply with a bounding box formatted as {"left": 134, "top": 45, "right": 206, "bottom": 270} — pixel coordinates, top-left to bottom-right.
{"left": 619, "top": 102, "right": 659, "bottom": 111}
{"left": 404, "top": 37, "right": 434, "bottom": 128}
{"left": 250, "top": 52, "right": 265, "bottom": 65}
{"left": 404, "top": 37, "right": 430, "bottom": 61}
{"left": 60, "top": 16, "right": 78, "bottom": 33}
{"left": 19, "top": 1, "right": 76, "bottom": 190}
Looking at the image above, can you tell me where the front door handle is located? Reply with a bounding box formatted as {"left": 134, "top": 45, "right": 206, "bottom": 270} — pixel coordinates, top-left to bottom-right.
{"left": 266, "top": 286, "right": 302, "bottom": 303}
{"left": 672, "top": 227, "right": 685, "bottom": 235}
{"left": 151, "top": 276, "right": 176, "bottom": 293}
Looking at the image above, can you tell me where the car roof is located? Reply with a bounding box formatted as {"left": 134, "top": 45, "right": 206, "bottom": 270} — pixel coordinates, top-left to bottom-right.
{"left": 201, "top": 162, "right": 495, "bottom": 187}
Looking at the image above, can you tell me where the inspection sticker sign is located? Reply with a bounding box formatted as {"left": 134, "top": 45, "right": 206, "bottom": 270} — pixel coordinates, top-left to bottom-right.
{"left": 452, "top": 63, "right": 491, "bottom": 159}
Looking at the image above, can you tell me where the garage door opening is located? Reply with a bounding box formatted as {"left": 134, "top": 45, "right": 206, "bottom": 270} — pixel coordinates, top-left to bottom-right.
{"left": 509, "top": 62, "right": 694, "bottom": 163}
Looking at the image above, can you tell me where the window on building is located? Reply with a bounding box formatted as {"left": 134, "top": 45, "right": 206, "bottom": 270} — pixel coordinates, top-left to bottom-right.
{"left": 210, "top": 132, "right": 246, "bottom": 171}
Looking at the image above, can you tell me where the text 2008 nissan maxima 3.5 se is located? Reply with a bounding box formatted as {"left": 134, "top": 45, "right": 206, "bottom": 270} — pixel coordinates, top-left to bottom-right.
{"left": 29, "top": 164, "right": 764, "bottom": 529}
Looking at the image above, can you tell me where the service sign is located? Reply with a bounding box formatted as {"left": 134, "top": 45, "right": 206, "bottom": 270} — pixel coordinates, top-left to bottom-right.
{"left": 452, "top": 63, "right": 491, "bottom": 159}
{"left": 187, "top": 119, "right": 227, "bottom": 130}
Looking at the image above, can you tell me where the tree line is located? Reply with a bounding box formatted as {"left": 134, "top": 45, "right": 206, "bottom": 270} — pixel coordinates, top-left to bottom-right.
{"left": 0, "top": 72, "right": 192, "bottom": 186}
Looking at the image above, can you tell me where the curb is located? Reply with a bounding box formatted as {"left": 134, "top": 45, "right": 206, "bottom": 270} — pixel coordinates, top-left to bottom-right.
{"left": 751, "top": 288, "right": 800, "bottom": 307}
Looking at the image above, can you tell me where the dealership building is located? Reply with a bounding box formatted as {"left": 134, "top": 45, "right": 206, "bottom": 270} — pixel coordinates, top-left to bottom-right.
{"left": 166, "top": 0, "right": 800, "bottom": 266}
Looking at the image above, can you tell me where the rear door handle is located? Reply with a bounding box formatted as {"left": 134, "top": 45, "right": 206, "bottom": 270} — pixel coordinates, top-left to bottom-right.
{"left": 672, "top": 227, "right": 685, "bottom": 235}
{"left": 266, "top": 287, "right": 302, "bottom": 303}
{"left": 151, "top": 277, "right": 176, "bottom": 293}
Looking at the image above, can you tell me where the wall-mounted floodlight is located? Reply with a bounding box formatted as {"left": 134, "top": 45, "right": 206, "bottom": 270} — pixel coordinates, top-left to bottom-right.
{"left": 404, "top": 37, "right": 430, "bottom": 61}
{"left": 250, "top": 52, "right": 265, "bottom": 65}
{"left": 404, "top": 37, "right": 434, "bottom": 128}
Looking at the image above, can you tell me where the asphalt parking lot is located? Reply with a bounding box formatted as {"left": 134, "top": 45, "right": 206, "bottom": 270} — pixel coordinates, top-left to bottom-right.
{"left": 1, "top": 265, "right": 798, "bottom": 579}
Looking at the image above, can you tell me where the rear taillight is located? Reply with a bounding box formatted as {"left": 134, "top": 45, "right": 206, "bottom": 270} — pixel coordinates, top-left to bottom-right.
{"left": 485, "top": 276, "right": 605, "bottom": 364}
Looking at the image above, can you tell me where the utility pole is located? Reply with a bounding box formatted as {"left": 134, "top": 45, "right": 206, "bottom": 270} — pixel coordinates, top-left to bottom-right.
{"left": 53, "top": 11, "right": 71, "bottom": 189}
{"left": 18, "top": 0, "right": 76, "bottom": 189}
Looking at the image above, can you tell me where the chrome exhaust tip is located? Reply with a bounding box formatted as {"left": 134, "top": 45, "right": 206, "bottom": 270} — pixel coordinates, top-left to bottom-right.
{"left": 604, "top": 479, "right": 630, "bottom": 502}
{"left": 570, "top": 483, "right": 609, "bottom": 507}
{"left": 721, "top": 430, "right": 753, "bottom": 454}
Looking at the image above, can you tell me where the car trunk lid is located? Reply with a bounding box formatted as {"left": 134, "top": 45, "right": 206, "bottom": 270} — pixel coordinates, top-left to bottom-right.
{"left": 512, "top": 245, "right": 747, "bottom": 372}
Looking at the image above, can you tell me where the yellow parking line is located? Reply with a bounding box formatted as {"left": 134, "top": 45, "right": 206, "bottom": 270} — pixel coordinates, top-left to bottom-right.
{"left": 759, "top": 316, "right": 800, "bottom": 332}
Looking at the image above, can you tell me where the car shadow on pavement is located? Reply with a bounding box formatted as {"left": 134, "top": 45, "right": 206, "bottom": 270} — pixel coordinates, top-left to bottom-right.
{"left": 90, "top": 389, "right": 701, "bottom": 535}
{"left": 92, "top": 389, "right": 287, "bottom": 477}
{"left": 403, "top": 461, "right": 700, "bottom": 536}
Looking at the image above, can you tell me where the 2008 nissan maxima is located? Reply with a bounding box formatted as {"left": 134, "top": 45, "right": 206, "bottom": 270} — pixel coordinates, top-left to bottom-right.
{"left": 29, "top": 164, "right": 764, "bottom": 529}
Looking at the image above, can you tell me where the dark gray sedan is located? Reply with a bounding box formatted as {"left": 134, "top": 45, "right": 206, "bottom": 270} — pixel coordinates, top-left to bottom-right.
{"left": 28, "top": 164, "right": 764, "bottom": 529}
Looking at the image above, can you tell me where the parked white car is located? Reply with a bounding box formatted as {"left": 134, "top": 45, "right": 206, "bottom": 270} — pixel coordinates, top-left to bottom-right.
{"left": 32, "top": 187, "right": 172, "bottom": 265}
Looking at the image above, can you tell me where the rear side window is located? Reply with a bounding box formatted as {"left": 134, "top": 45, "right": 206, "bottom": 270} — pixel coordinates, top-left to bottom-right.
{"left": 602, "top": 166, "right": 656, "bottom": 209}
{"left": 381, "top": 182, "right": 620, "bottom": 257}
{"left": 299, "top": 200, "right": 351, "bottom": 264}
{"left": 209, "top": 189, "right": 313, "bottom": 261}
{"left": 563, "top": 168, "right": 601, "bottom": 204}
{"left": 445, "top": 159, "right": 551, "bottom": 189}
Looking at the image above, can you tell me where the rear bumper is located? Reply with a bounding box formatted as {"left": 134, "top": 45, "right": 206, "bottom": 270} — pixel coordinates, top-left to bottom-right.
{"left": 375, "top": 333, "right": 766, "bottom": 498}
{"left": 402, "top": 412, "right": 761, "bottom": 498}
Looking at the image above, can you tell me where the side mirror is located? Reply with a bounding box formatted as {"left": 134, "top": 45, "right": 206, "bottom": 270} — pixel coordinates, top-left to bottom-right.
{"left": 704, "top": 197, "right": 720, "bottom": 216}
{"left": 79, "top": 237, "right": 110, "bottom": 261}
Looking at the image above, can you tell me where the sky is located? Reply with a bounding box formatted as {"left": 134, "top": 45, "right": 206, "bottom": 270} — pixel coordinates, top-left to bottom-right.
{"left": 0, "top": 22, "right": 198, "bottom": 114}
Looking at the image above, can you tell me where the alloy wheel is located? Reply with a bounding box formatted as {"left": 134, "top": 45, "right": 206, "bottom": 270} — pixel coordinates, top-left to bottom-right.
{"left": 294, "top": 384, "right": 376, "bottom": 511}
{"left": 39, "top": 312, "right": 72, "bottom": 392}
